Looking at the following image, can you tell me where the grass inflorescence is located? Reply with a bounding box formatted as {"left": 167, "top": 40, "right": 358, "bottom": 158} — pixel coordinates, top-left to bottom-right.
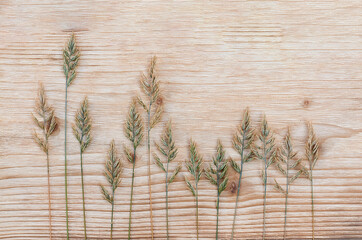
{"left": 255, "top": 115, "right": 276, "bottom": 240}
{"left": 229, "top": 108, "right": 254, "bottom": 240}
{"left": 72, "top": 97, "right": 92, "bottom": 239}
{"left": 273, "top": 128, "right": 303, "bottom": 240}
{"left": 184, "top": 139, "right": 203, "bottom": 240}
{"left": 32, "top": 82, "right": 58, "bottom": 240}
{"left": 124, "top": 100, "right": 144, "bottom": 240}
{"left": 205, "top": 140, "right": 228, "bottom": 240}
{"left": 63, "top": 33, "right": 80, "bottom": 239}
{"left": 154, "top": 121, "right": 181, "bottom": 240}
{"left": 100, "top": 140, "right": 122, "bottom": 240}
{"left": 138, "top": 56, "right": 163, "bottom": 240}
{"left": 302, "top": 123, "right": 320, "bottom": 240}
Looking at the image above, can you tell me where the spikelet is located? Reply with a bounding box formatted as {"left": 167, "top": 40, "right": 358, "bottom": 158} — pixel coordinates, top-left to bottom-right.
{"left": 185, "top": 139, "right": 203, "bottom": 196}
{"left": 101, "top": 140, "right": 122, "bottom": 203}
{"left": 305, "top": 123, "right": 320, "bottom": 171}
{"left": 154, "top": 120, "right": 181, "bottom": 239}
{"left": 304, "top": 122, "right": 320, "bottom": 240}
{"left": 32, "top": 83, "right": 58, "bottom": 154}
{"left": 273, "top": 128, "right": 302, "bottom": 193}
{"left": 154, "top": 121, "right": 181, "bottom": 183}
{"left": 138, "top": 56, "right": 163, "bottom": 128}
{"left": 255, "top": 115, "right": 276, "bottom": 184}
{"left": 63, "top": 34, "right": 80, "bottom": 87}
{"left": 73, "top": 97, "right": 92, "bottom": 153}
{"left": 124, "top": 100, "right": 144, "bottom": 162}
{"left": 230, "top": 108, "right": 254, "bottom": 173}
{"left": 205, "top": 140, "right": 229, "bottom": 195}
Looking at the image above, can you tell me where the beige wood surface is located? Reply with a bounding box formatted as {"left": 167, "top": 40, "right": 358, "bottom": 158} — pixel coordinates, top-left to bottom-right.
{"left": 0, "top": 0, "right": 362, "bottom": 239}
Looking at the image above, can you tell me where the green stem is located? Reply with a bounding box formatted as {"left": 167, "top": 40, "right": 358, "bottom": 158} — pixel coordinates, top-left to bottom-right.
{"left": 196, "top": 183, "right": 199, "bottom": 240}
{"left": 165, "top": 160, "right": 169, "bottom": 240}
{"left": 283, "top": 163, "right": 290, "bottom": 240}
{"left": 147, "top": 106, "right": 154, "bottom": 240}
{"left": 216, "top": 191, "right": 220, "bottom": 240}
{"left": 80, "top": 149, "right": 87, "bottom": 239}
{"left": 42, "top": 114, "right": 53, "bottom": 240}
{"left": 311, "top": 171, "right": 314, "bottom": 240}
{"left": 110, "top": 187, "right": 115, "bottom": 240}
{"left": 216, "top": 168, "right": 220, "bottom": 240}
{"left": 46, "top": 152, "right": 53, "bottom": 240}
{"left": 128, "top": 151, "right": 136, "bottom": 240}
{"left": 64, "top": 85, "right": 69, "bottom": 240}
{"left": 262, "top": 139, "right": 267, "bottom": 240}
{"left": 231, "top": 147, "right": 245, "bottom": 240}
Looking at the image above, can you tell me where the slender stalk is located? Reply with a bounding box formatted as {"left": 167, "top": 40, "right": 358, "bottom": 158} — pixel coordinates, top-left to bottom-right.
{"left": 46, "top": 151, "right": 53, "bottom": 240}
{"left": 195, "top": 183, "right": 199, "bottom": 240}
{"left": 311, "top": 171, "right": 315, "bottom": 240}
{"left": 80, "top": 149, "right": 87, "bottom": 239}
{"left": 216, "top": 194, "right": 220, "bottom": 240}
{"left": 111, "top": 187, "right": 115, "bottom": 240}
{"left": 64, "top": 86, "right": 69, "bottom": 240}
{"left": 216, "top": 174, "right": 220, "bottom": 240}
{"left": 231, "top": 161, "right": 243, "bottom": 239}
{"left": 147, "top": 109, "right": 155, "bottom": 240}
{"left": 262, "top": 138, "right": 267, "bottom": 240}
{"left": 128, "top": 149, "right": 136, "bottom": 240}
{"left": 42, "top": 113, "right": 53, "bottom": 240}
{"left": 165, "top": 161, "right": 170, "bottom": 239}
{"left": 283, "top": 163, "right": 290, "bottom": 240}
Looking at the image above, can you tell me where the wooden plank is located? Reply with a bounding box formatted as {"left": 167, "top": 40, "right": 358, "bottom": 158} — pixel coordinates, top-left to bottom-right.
{"left": 0, "top": 0, "right": 361, "bottom": 239}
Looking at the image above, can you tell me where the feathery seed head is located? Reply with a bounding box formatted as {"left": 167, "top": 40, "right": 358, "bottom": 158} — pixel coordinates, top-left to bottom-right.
{"left": 73, "top": 97, "right": 92, "bottom": 153}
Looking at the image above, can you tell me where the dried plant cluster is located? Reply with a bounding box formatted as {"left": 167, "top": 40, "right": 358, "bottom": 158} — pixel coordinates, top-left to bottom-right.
{"left": 30, "top": 33, "right": 322, "bottom": 240}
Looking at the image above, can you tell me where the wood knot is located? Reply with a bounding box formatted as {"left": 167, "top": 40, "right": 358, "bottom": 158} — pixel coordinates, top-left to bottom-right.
{"left": 302, "top": 99, "right": 311, "bottom": 108}
{"left": 230, "top": 181, "right": 237, "bottom": 194}
{"left": 156, "top": 96, "right": 164, "bottom": 106}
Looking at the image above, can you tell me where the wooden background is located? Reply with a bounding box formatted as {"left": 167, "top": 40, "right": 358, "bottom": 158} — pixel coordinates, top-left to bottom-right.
{"left": 0, "top": 0, "right": 361, "bottom": 239}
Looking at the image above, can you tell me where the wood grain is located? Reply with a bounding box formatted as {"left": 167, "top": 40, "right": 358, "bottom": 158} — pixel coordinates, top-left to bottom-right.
{"left": 0, "top": 0, "right": 361, "bottom": 239}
